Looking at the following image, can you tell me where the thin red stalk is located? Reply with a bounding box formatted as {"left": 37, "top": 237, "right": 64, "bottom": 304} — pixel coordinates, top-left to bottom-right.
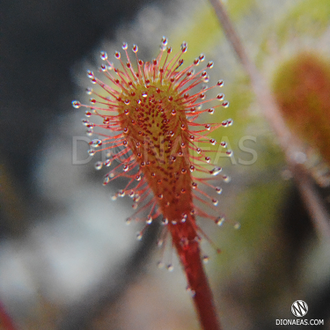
{"left": 0, "top": 301, "right": 17, "bottom": 330}
{"left": 208, "top": 0, "right": 330, "bottom": 239}
{"left": 172, "top": 231, "right": 222, "bottom": 330}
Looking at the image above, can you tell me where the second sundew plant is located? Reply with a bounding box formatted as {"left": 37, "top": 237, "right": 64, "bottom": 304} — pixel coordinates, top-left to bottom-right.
{"left": 72, "top": 37, "right": 233, "bottom": 330}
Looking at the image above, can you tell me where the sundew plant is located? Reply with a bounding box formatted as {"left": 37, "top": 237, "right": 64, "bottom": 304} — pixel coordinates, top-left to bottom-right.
{"left": 72, "top": 37, "right": 234, "bottom": 329}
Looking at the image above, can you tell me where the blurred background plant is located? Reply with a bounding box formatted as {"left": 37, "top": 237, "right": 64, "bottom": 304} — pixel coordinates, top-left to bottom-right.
{"left": 1, "top": 0, "right": 330, "bottom": 329}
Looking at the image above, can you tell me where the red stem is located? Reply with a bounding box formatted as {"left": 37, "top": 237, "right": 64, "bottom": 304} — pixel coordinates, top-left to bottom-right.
{"left": 0, "top": 301, "right": 17, "bottom": 330}
{"left": 172, "top": 235, "right": 222, "bottom": 330}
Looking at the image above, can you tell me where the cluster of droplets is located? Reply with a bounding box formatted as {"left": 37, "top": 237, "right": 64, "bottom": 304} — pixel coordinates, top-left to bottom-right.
{"left": 72, "top": 37, "right": 240, "bottom": 270}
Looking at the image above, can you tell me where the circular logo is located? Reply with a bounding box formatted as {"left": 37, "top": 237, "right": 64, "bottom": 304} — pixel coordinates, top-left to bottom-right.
{"left": 291, "top": 300, "right": 308, "bottom": 317}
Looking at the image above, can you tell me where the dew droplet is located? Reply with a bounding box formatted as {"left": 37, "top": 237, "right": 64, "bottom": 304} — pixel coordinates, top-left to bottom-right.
{"left": 118, "top": 189, "right": 125, "bottom": 197}
{"left": 222, "top": 101, "right": 229, "bottom": 108}
{"left": 123, "top": 165, "right": 129, "bottom": 172}
{"left": 122, "top": 42, "right": 128, "bottom": 50}
{"left": 226, "top": 150, "right": 233, "bottom": 157}
{"left": 162, "top": 217, "right": 168, "bottom": 225}
{"left": 220, "top": 141, "right": 227, "bottom": 148}
{"left": 234, "top": 222, "right": 241, "bottom": 230}
{"left": 103, "top": 176, "right": 110, "bottom": 186}
{"left": 146, "top": 215, "right": 153, "bottom": 224}
{"left": 157, "top": 261, "right": 164, "bottom": 269}
{"left": 135, "top": 174, "right": 141, "bottom": 181}
{"left": 104, "top": 159, "right": 112, "bottom": 167}
{"left": 72, "top": 100, "right": 81, "bottom": 108}
{"left": 215, "top": 187, "right": 222, "bottom": 194}
{"left": 88, "top": 149, "right": 95, "bottom": 156}
{"left": 208, "top": 108, "right": 215, "bottom": 115}
{"left": 128, "top": 190, "right": 135, "bottom": 198}
{"left": 167, "top": 264, "right": 174, "bottom": 272}
{"left": 90, "top": 139, "right": 102, "bottom": 148}
{"left": 114, "top": 51, "right": 121, "bottom": 59}
{"left": 212, "top": 199, "right": 219, "bottom": 206}
{"left": 142, "top": 91, "right": 148, "bottom": 98}
{"left": 210, "top": 138, "right": 216, "bottom": 145}
{"left": 100, "top": 51, "right": 108, "bottom": 60}
{"left": 203, "top": 255, "right": 209, "bottom": 264}
{"left": 186, "top": 286, "right": 196, "bottom": 297}
{"left": 210, "top": 167, "right": 222, "bottom": 176}
{"left": 217, "top": 80, "right": 224, "bottom": 87}
{"left": 111, "top": 194, "right": 118, "bottom": 201}
{"left": 207, "top": 61, "right": 214, "bottom": 68}
{"left": 86, "top": 87, "right": 93, "bottom": 95}
{"left": 161, "top": 36, "right": 168, "bottom": 47}
{"left": 87, "top": 70, "right": 94, "bottom": 79}
{"left": 223, "top": 175, "right": 231, "bottom": 183}
{"left": 181, "top": 42, "right": 188, "bottom": 53}
{"left": 125, "top": 218, "right": 132, "bottom": 225}
{"left": 87, "top": 122, "right": 95, "bottom": 129}
{"left": 132, "top": 44, "right": 138, "bottom": 53}
{"left": 94, "top": 161, "right": 103, "bottom": 170}
{"left": 136, "top": 231, "right": 143, "bottom": 240}
{"left": 203, "top": 75, "right": 209, "bottom": 83}
{"left": 215, "top": 216, "right": 225, "bottom": 226}
{"left": 217, "top": 93, "right": 224, "bottom": 101}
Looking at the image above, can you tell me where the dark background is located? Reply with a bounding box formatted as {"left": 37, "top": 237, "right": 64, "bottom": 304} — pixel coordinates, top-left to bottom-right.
{"left": 0, "top": 0, "right": 159, "bottom": 233}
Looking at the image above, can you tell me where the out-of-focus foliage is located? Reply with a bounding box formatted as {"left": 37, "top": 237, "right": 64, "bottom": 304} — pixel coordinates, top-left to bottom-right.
{"left": 273, "top": 53, "right": 330, "bottom": 166}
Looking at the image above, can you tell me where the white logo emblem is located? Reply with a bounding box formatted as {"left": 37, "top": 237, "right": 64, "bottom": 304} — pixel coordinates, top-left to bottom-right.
{"left": 291, "top": 300, "right": 308, "bottom": 317}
